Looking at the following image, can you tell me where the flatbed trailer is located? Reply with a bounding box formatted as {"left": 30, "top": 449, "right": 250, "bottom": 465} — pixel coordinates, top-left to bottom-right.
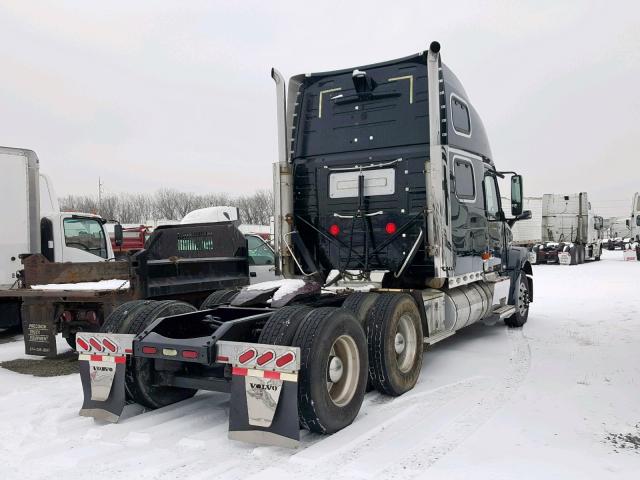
{"left": 78, "top": 43, "right": 534, "bottom": 448}
{"left": 2, "top": 221, "right": 249, "bottom": 356}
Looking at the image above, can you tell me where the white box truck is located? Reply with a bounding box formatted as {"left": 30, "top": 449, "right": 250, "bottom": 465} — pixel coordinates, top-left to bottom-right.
{"left": 533, "top": 192, "right": 603, "bottom": 265}
{"left": 0, "top": 146, "right": 117, "bottom": 331}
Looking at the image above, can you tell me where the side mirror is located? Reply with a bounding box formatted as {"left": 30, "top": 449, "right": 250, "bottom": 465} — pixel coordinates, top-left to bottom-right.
{"left": 517, "top": 210, "right": 532, "bottom": 221}
{"left": 506, "top": 209, "right": 531, "bottom": 228}
{"left": 511, "top": 175, "right": 523, "bottom": 217}
{"left": 636, "top": 216, "right": 640, "bottom": 227}
{"left": 114, "top": 223, "right": 124, "bottom": 247}
{"left": 626, "top": 219, "right": 630, "bottom": 227}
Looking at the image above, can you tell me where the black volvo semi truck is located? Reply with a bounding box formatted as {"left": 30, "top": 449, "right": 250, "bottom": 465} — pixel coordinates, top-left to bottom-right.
{"left": 76, "top": 42, "right": 534, "bottom": 448}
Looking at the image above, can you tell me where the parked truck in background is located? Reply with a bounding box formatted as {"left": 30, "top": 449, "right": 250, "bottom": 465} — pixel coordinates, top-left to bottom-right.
{"left": 605, "top": 216, "right": 631, "bottom": 250}
{"left": 181, "top": 206, "right": 277, "bottom": 283}
{"left": 4, "top": 201, "right": 276, "bottom": 355}
{"left": 509, "top": 197, "right": 542, "bottom": 263}
{"left": 0, "top": 147, "right": 119, "bottom": 331}
{"left": 531, "top": 193, "right": 603, "bottom": 265}
{"left": 629, "top": 192, "right": 640, "bottom": 259}
{"left": 107, "top": 224, "right": 151, "bottom": 259}
{"left": 77, "top": 43, "right": 535, "bottom": 448}
{"left": 2, "top": 219, "right": 252, "bottom": 356}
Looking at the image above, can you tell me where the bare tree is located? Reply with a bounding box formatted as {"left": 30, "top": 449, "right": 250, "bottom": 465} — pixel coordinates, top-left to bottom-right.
{"left": 60, "top": 188, "right": 274, "bottom": 225}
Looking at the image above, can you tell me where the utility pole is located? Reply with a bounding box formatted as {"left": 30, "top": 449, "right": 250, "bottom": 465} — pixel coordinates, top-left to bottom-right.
{"left": 98, "top": 177, "right": 103, "bottom": 214}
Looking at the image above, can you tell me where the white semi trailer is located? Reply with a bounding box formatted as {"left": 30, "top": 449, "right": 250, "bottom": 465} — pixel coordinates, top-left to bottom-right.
{"left": 0, "top": 147, "right": 117, "bottom": 330}
{"left": 510, "top": 197, "right": 542, "bottom": 246}
{"left": 533, "top": 192, "right": 603, "bottom": 265}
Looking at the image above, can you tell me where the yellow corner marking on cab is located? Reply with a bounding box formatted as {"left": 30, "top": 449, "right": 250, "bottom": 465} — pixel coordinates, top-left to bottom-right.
{"left": 388, "top": 75, "right": 414, "bottom": 104}
{"left": 318, "top": 88, "right": 342, "bottom": 118}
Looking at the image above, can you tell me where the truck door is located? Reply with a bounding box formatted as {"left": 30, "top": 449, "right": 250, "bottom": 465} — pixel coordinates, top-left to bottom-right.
{"left": 482, "top": 171, "right": 506, "bottom": 271}
{"left": 246, "top": 234, "right": 278, "bottom": 284}
{"left": 60, "top": 215, "right": 111, "bottom": 262}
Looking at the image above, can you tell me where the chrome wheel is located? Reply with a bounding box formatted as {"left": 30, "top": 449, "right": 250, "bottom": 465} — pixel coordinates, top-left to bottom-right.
{"left": 395, "top": 314, "right": 418, "bottom": 374}
{"left": 326, "top": 335, "right": 360, "bottom": 407}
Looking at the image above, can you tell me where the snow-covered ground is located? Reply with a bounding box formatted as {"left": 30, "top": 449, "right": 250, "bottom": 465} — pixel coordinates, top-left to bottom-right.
{"left": 1, "top": 249, "right": 639, "bottom": 479}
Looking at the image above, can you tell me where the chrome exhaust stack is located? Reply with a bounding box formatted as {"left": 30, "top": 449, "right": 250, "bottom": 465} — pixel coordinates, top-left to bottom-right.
{"left": 425, "top": 41, "right": 452, "bottom": 287}
{"left": 271, "top": 68, "right": 294, "bottom": 277}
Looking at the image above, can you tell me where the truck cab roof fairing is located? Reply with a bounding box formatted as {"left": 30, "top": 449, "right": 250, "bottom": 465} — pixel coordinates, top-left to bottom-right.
{"left": 290, "top": 53, "right": 429, "bottom": 160}
{"left": 287, "top": 54, "right": 493, "bottom": 165}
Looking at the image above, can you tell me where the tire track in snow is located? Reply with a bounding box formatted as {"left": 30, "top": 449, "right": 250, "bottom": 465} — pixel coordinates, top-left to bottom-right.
{"left": 2, "top": 327, "right": 531, "bottom": 480}
{"left": 378, "top": 326, "right": 532, "bottom": 479}
{"left": 264, "top": 326, "right": 532, "bottom": 480}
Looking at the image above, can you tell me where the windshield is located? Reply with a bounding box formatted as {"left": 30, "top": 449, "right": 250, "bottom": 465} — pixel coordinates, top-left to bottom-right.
{"left": 63, "top": 217, "right": 108, "bottom": 259}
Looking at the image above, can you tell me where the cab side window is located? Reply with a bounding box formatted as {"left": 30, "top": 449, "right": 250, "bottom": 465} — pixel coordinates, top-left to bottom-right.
{"left": 483, "top": 175, "right": 501, "bottom": 221}
{"left": 454, "top": 158, "right": 475, "bottom": 201}
{"left": 451, "top": 94, "right": 471, "bottom": 136}
{"left": 246, "top": 235, "right": 275, "bottom": 266}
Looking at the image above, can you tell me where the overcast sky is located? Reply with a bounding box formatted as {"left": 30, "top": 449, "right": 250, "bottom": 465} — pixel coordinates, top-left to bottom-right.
{"left": 0, "top": 1, "right": 638, "bottom": 217}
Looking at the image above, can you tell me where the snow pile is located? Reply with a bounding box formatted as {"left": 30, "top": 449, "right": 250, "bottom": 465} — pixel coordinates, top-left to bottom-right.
{"left": 246, "top": 279, "right": 306, "bottom": 302}
{"left": 30, "top": 279, "right": 130, "bottom": 291}
{"left": 1, "top": 250, "right": 639, "bottom": 479}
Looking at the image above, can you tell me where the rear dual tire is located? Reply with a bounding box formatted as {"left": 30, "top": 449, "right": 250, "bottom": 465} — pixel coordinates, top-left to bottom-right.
{"left": 293, "top": 307, "right": 368, "bottom": 434}
{"left": 101, "top": 300, "right": 198, "bottom": 409}
{"left": 260, "top": 305, "right": 369, "bottom": 435}
{"left": 200, "top": 289, "right": 239, "bottom": 309}
{"left": 341, "top": 293, "right": 379, "bottom": 391}
{"left": 367, "top": 294, "right": 423, "bottom": 396}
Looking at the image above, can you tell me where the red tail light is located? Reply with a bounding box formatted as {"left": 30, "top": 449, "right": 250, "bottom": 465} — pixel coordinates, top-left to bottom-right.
{"left": 238, "top": 348, "right": 257, "bottom": 364}
{"left": 181, "top": 350, "right": 198, "bottom": 359}
{"left": 89, "top": 337, "right": 103, "bottom": 352}
{"left": 76, "top": 338, "right": 89, "bottom": 351}
{"left": 385, "top": 222, "right": 397, "bottom": 234}
{"left": 142, "top": 346, "right": 157, "bottom": 355}
{"left": 329, "top": 224, "right": 340, "bottom": 236}
{"left": 256, "top": 351, "right": 275, "bottom": 366}
{"left": 275, "top": 352, "right": 295, "bottom": 368}
{"left": 102, "top": 338, "right": 117, "bottom": 353}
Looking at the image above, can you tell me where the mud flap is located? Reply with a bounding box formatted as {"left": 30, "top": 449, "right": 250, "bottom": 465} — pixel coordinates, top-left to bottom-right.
{"left": 76, "top": 333, "right": 134, "bottom": 423}
{"left": 216, "top": 340, "right": 301, "bottom": 448}
{"left": 558, "top": 252, "right": 572, "bottom": 265}
{"left": 228, "top": 370, "right": 299, "bottom": 448}
{"left": 79, "top": 356, "right": 127, "bottom": 423}
{"left": 21, "top": 300, "right": 58, "bottom": 357}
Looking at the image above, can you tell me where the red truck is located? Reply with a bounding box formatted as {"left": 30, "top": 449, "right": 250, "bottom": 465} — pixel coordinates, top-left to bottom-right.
{"left": 108, "top": 225, "right": 151, "bottom": 259}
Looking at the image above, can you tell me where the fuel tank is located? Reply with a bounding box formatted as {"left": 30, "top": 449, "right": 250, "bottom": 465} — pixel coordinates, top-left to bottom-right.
{"left": 442, "top": 282, "right": 494, "bottom": 331}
